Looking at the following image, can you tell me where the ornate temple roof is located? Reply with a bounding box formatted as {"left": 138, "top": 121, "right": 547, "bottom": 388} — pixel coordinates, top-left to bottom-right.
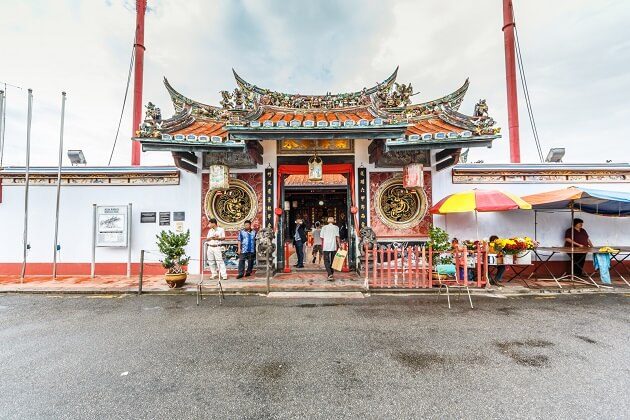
{"left": 134, "top": 68, "right": 500, "bottom": 153}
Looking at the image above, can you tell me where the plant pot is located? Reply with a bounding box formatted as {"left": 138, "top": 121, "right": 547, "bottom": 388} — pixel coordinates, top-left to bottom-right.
{"left": 514, "top": 251, "right": 532, "bottom": 265}
{"left": 487, "top": 254, "right": 498, "bottom": 266}
{"left": 165, "top": 272, "right": 187, "bottom": 288}
{"left": 502, "top": 254, "right": 514, "bottom": 265}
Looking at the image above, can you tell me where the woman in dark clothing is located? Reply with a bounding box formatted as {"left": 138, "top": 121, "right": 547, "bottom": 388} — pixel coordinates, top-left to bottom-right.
{"left": 564, "top": 218, "right": 592, "bottom": 276}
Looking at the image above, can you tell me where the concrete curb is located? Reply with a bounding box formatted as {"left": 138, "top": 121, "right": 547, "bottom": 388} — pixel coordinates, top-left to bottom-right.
{"left": 0, "top": 286, "right": 627, "bottom": 297}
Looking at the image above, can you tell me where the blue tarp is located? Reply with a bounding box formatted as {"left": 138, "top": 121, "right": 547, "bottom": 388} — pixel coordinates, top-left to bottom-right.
{"left": 576, "top": 188, "right": 630, "bottom": 216}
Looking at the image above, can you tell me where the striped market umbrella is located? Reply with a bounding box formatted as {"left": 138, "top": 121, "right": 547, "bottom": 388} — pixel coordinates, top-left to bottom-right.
{"left": 431, "top": 189, "right": 532, "bottom": 214}
{"left": 431, "top": 189, "right": 532, "bottom": 244}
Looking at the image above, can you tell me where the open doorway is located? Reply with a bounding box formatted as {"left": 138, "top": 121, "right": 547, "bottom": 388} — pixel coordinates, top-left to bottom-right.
{"left": 284, "top": 186, "right": 349, "bottom": 270}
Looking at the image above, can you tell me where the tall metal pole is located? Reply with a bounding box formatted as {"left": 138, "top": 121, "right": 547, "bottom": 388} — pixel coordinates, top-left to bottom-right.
{"left": 127, "top": 202, "right": 132, "bottom": 277}
{"left": 20, "top": 89, "right": 33, "bottom": 280}
{"left": 0, "top": 90, "right": 5, "bottom": 167}
{"left": 91, "top": 204, "right": 97, "bottom": 278}
{"left": 53, "top": 92, "right": 67, "bottom": 279}
{"left": 502, "top": 0, "right": 521, "bottom": 163}
{"left": 131, "top": 0, "right": 147, "bottom": 166}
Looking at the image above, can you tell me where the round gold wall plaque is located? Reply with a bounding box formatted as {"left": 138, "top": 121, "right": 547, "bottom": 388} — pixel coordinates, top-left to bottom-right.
{"left": 205, "top": 179, "right": 258, "bottom": 229}
{"left": 374, "top": 176, "right": 427, "bottom": 230}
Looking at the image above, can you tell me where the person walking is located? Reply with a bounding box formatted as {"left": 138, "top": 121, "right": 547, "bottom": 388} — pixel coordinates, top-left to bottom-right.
{"left": 237, "top": 220, "right": 256, "bottom": 279}
{"left": 321, "top": 216, "right": 340, "bottom": 281}
{"left": 311, "top": 221, "right": 323, "bottom": 265}
{"left": 206, "top": 217, "right": 228, "bottom": 280}
{"left": 293, "top": 218, "right": 306, "bottom": 268}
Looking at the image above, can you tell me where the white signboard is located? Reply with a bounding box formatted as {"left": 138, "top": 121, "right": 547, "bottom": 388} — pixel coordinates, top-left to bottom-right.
{"left": 96, "top": 205, "right": 129, "bottom": 247}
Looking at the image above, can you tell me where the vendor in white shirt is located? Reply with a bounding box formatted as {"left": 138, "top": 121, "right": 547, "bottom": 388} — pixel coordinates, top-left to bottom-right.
{"left": 206, "top": 217, "right": 228, "bottom": 280}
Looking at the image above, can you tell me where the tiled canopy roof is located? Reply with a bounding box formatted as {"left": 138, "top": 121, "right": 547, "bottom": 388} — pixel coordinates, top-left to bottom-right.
{"left": 134, "top": 68, "right": 500, "bottom": 149}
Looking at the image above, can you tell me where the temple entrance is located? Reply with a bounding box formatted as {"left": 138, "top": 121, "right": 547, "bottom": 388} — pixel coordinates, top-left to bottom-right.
{"left": 277, "top": 163, "right": 357, "bottom": 273}
{"left": 284, "top": 185, "right": 349, "bottom": 270}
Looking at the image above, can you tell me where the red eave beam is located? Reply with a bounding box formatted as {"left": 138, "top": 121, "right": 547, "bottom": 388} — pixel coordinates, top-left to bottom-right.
{"left": 131, "top": 0, "right": 147, "bottom": 166}
{"left": 502, "top": 0, "right": 521, "bottom": 163}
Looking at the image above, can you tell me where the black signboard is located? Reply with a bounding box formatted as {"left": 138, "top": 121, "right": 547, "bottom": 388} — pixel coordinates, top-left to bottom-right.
{"left": 140, "top": 212, "right": 156, "bottom": 223}
{"left": 357, "top": 167, "right": 368, "bottom": 229}
{"left": 159, "top": 212, "right": 171, "bottom": 226}
{"left": 173, "top": 211, "right": 185, "bottom": 221}
{"left": 264, "top": 167, "right": 274, "bottom": 229}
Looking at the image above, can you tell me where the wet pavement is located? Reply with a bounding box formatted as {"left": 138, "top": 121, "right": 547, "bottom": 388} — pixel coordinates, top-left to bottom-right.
{"left": 0, "top": 293, "right": 628, "bottom": 419}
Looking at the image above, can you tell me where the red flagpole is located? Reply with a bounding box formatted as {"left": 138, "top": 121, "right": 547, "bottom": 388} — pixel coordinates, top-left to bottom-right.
{"left": 502, "top": 0, "right": 520, "bottom": 163}
{"left": 131, "top": 0, "right": 147, "bottom": 166}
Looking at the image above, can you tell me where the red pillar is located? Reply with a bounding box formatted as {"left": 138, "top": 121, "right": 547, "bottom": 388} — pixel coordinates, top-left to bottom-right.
{"left": 131, "top": 0, "right": 147, "bottom": 166}
{"left": 502, "top": 0, "right": 520, "bottom": 163}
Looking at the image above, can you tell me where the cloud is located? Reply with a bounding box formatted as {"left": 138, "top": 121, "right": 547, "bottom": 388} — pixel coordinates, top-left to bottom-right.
{"left": 0, "top": 0, "right": 628, "bottom": 166}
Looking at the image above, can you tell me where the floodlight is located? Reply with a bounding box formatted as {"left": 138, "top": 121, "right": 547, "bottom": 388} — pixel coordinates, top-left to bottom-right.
{"left": 67, "top": 150, "right": 86, "bottom": 166}
{"left": 545, "top": 148, "right": 565, "bottom": 163}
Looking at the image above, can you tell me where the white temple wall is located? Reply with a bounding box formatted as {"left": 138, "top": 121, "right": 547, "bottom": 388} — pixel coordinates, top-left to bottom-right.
{"left": 0, "top": 169, "right": 202, "bottom": 274}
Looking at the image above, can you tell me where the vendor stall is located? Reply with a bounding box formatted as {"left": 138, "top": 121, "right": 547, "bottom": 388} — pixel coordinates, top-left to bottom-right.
{"left": 522, "top": 187, "right": 630, "bottom": 288}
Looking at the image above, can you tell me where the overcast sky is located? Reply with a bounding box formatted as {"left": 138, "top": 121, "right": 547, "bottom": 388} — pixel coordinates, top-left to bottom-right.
{"left": 1, "top": 0, "right": 628, "bottom": 167}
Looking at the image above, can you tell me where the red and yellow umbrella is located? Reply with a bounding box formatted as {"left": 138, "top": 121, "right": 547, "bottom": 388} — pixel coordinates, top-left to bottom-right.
{"left": 431, "top": 189, "right": 532, "bottom": 214}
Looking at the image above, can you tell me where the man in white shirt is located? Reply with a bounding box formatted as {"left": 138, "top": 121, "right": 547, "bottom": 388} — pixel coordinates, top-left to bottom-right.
{"left": 206, "top": 217, "right": 227, "bottom": 280}
{"left": 321, "top": 216, "right": 340, "bottom": 281}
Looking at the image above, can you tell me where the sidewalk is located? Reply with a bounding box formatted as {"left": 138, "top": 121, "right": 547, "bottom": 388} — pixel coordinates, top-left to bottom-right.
{"left": 0, "top": 273, "right": 627, "bottom": 295}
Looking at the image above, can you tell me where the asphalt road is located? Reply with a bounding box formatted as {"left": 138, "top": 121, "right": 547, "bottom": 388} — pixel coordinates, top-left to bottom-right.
{"left": 0, "top": 292, "right": 628, "bottom": 419}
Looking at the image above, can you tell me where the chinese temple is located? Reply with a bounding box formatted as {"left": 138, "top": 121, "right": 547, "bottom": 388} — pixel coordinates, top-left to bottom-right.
{"left": 132, "top": 67, "right": 501, "bottom": 270}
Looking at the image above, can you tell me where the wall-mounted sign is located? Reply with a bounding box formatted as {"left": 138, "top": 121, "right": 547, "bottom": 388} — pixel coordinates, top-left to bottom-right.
{"left": 209, "top": 165, "right": 229, "bottom": 190}
{"left": 357, "top": 167, "right": 368, "bottom": 229}
{"left": 403, "top": 163, "right": 424, "bottom": 189}
{"left": 159, "top": 212, "right": 171, "bottom": 226}
{"left": 96, "top": 205, "right": 128, "bottom": 247}
{"left": 140, "top": 212, "right": 156, "bottom": 223}
{"left": 264, "top": 167, "right": 274, "bottom": 229}
{"left": 173, "top": 211, "right": 185, "bottom": 221}
{"left": 174, "top": 221, "right": 185, "bottom": 233}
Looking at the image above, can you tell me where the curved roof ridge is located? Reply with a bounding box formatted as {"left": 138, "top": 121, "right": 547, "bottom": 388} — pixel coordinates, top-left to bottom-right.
{"left": 406, "top": 78, "right": 469, "bottom": 112}
{"left": 232, "top": 66, "right": 399, "bottom": 98}
{"left": 163, "top": 77, "right": 224, "bottom": 114}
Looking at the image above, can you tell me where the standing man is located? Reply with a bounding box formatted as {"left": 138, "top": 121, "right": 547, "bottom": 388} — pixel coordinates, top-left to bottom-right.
{"left": 564, "top": 218, "right": 593, "bottom": 276}
{"left": 206, "top": 217, "right": 228, "bottom": 280}
{"left": 311, "top": 221, "right": 323, "bottom": 266}
{"left": 237, "top": 220, "right": 256, "bottom": 279}
{"left": 321, "top": 216, "right": 340, "bottom": 281}
{"left": 293, "top": 218, "right": 306, "bottom": 268}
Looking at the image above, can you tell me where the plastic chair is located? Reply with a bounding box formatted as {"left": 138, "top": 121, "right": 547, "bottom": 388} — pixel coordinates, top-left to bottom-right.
{"left": 435, "top": 248, "right": 473, "bottom": 309}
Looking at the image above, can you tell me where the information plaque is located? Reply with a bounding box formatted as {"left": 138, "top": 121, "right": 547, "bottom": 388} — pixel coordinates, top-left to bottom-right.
{"left": 96, "top": 205, "right": 128, "bottom": 247}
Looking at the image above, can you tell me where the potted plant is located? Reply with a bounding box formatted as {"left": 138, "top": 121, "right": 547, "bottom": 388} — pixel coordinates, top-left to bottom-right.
{"left": 156, "top": 229, "right": 191, "bottom": 288}
{"left": 514, "top": 237, "right": 538, "bottom": 265}
{"left": 427, "top": 226, "right": 453, "bottom": 278}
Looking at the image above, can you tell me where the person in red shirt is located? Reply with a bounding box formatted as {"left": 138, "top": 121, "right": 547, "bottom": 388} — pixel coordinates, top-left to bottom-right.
{"left": 564, "top": 218, "right": 593, "bottom": 276}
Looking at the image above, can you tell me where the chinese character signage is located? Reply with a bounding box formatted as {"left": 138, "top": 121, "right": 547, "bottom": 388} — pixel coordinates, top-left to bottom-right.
{"left": 403, "top": 163, "right": 424, "bottom": 189}
{"left": 357, "top": 167, "right": 368, "bottom": 228}
{"left": 264, "top": 167, "right": 274, "bottom": 229}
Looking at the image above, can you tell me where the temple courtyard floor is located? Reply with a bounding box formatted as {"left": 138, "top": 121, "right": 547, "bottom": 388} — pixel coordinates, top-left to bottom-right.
{"left": 0, "top": 293, "right": 628, "bottom": 419}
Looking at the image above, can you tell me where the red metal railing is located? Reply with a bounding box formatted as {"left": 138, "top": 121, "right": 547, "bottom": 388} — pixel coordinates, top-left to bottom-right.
{"left": 364, "top": 243, "right": 488, "bottom": 289}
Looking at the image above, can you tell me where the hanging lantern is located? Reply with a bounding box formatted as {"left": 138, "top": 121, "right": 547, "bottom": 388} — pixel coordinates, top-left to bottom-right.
{"left": 403, "top": 163, "right": 424, "bottom": 189}
{"left": 209, "top": 165, "right": 230, "bottom": 190}
{"left": 308, "top": 154, "right": 323, "bottom": 181}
